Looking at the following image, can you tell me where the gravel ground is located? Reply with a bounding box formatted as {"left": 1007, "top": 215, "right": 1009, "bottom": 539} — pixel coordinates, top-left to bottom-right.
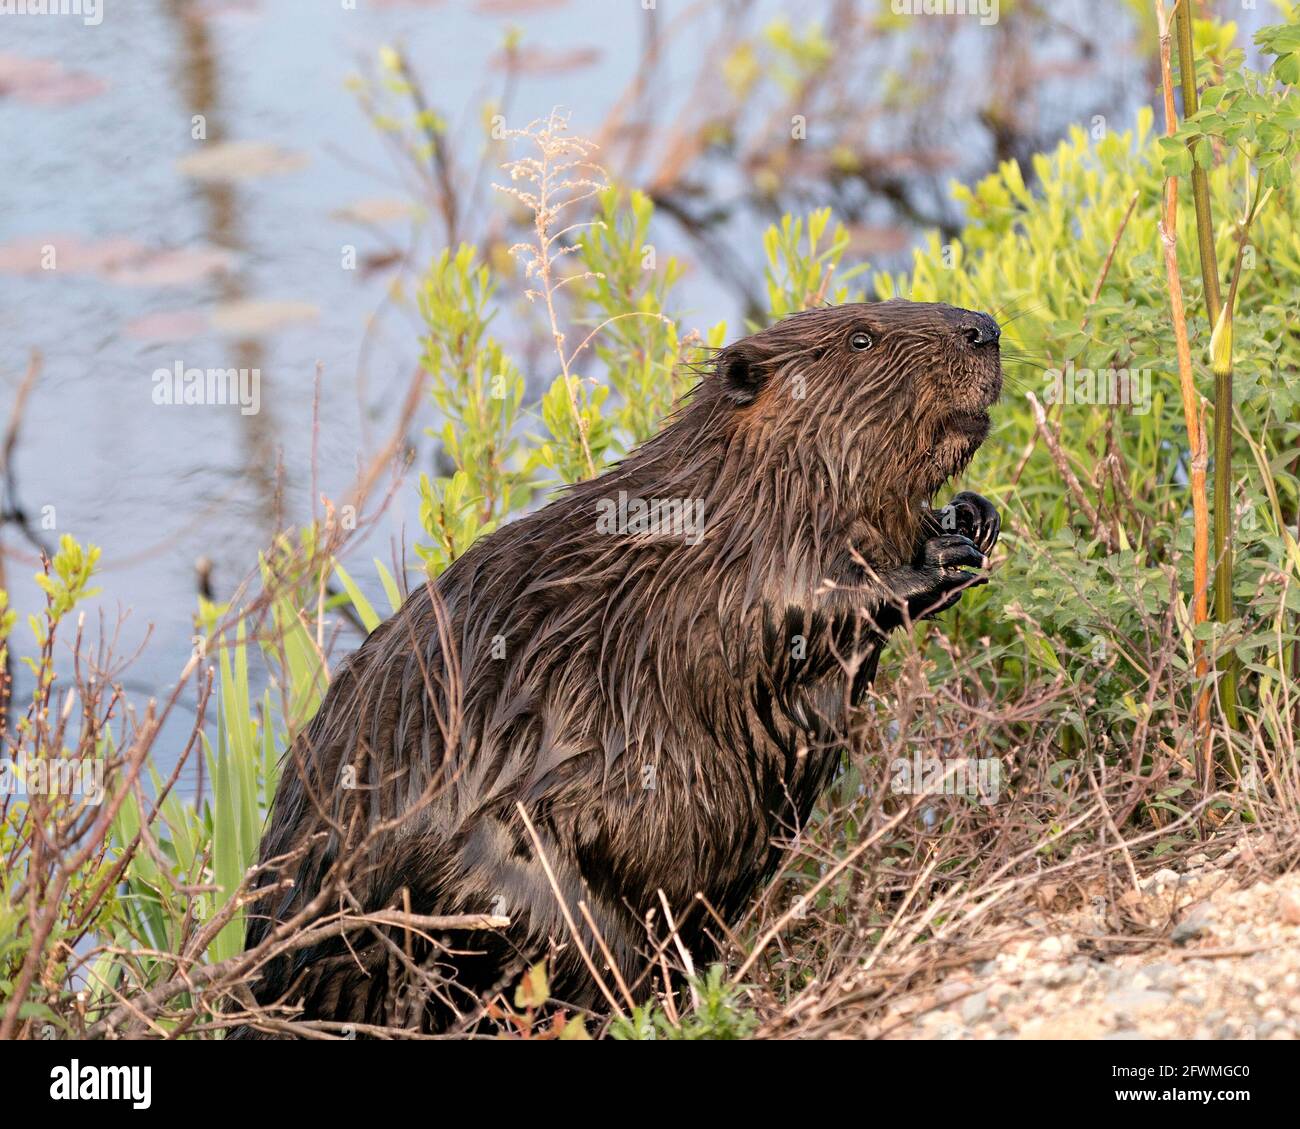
{"left": 866, "top": 840, "right": 1300, "bottom": 1040}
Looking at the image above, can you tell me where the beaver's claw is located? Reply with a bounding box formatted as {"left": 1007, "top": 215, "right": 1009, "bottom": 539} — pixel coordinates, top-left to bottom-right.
{"left": 893, "top": 529, "right": 991, "bottom": 621}
{"left": 922, "top": 532, "right": 988, "bottom": 574}
{"left": 847, "top": 498, "right": 1000, "bottom": 630}
{"left": 938, "top": 491, "right": 1000, "bottom": 556}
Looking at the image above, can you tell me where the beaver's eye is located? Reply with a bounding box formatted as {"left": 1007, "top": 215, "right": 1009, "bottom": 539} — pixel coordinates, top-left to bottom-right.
{"left": 849, "top": 331, "right": 873, "bottom": 352}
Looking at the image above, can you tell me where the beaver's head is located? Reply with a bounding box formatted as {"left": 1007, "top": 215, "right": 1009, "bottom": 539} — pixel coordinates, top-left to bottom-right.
{"left": 707, "top": 300, "right": 1002, "bottom": 550}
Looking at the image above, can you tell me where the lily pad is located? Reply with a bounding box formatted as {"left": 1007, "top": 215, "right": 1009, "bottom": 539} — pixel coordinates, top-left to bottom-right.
{"left": 331, "top": 198, "right": 413, "bottom": 225}
{"left": 0, "top": 54, "right": 106, "bottom": 105}
{"left": 124, "top": 309, "right": 211, "bottom": 342}
{"left": 211, "top": 300, "right": 319, "bottom": 334}
{"left": 177, "top": 141, "right": 309, "bottom": 182}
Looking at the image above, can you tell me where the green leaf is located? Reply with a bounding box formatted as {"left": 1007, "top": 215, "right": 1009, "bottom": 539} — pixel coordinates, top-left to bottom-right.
{"left": 514, "top": 960, "right": 550, "bottom": 1010}
{"left": 374, "top": 559, "right": 404, "bottom": 614}
{"left": 333, "top": 562, "right": 382, "bottom": 633}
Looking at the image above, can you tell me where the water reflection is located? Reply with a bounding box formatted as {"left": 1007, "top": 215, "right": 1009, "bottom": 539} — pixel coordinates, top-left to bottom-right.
{"left": 164, "top": 0, "right": 277, "bottom": 531}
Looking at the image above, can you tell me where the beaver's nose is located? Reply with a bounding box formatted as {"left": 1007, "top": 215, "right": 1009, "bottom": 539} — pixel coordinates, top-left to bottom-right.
{"left": 958, "top": 312, "right": 1000, "bottom": 347}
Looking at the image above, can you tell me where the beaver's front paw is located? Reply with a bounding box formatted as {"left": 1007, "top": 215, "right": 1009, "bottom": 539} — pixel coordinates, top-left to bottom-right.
{"left": 921, "top": 532, "right": 989, "bottom": 576}
{"left": 937, "top": 491, "right": 1000, "bottom": 556}
{"left": 901, "top": 533, "right": 988, "bottom": 619}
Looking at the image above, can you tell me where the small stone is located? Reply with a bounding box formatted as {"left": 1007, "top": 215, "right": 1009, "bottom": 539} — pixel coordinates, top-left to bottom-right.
{"left": 987, "top": 983, "right": 1018, "bottom": 1011}
{"left": 1038, "top": 963, "right": 1074, "bottom": 988}
{"left": 1105, "top": 988, "right": 1170, "bottom": 1015}
{"left": 1144, "top": 962, "right": 1179, "bottom": 989}
{"left": 1172, "top": 905, "right": 1212, "bottom": 945}
{"left": 961, "top": 991, "right": 990, "bottom": 1025}
{"left": 1279, "top": 889, "right": 1300, "bottom": 926}
{"left": 1100, "top": 964, "right": 1129, "bottom": 988}
{"left": 934, "top": 980, "right": 970, "bottom": 1005}
{"left": 923, "top": 1008, "right": 959, "bottom": 1029}
{"left": 1037, "top": 935, "right": 1076, "bottom": 959}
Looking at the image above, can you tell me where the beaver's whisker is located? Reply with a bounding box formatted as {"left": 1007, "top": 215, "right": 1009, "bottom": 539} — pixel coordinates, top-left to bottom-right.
{"left": 994, "top": 303, "right": 1050, "bottom": 329}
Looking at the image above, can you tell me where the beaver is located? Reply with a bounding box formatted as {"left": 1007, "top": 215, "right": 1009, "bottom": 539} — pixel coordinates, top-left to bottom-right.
{"left": 236, "top": 299, "right": 1002, "bottom": 1034}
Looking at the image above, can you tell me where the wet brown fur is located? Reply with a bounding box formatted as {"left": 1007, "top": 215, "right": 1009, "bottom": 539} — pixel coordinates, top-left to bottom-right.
{"left": 236, "top": 299, "right": 1003, "bottom": 1034}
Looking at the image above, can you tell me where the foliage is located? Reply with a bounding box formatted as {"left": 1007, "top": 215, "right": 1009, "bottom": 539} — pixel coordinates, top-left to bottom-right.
{"left": 875, "top": 62, "right": 1300, "bottom": 802}
{"left": 611, "top": 966, "right": 760, "bottom": 1041}
{"left": 415, "top": 244, "right": 532, "bottom": 573}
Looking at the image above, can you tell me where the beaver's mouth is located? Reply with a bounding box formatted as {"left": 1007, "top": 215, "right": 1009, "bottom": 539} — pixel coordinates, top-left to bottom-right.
{"left": 947, "top": 408, "right": 991, "bottom": 437}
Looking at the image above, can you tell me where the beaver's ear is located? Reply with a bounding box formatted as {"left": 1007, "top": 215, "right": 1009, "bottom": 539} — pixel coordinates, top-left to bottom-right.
{"left": 716, "top": 341, "right": 768, "bottom": 405}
